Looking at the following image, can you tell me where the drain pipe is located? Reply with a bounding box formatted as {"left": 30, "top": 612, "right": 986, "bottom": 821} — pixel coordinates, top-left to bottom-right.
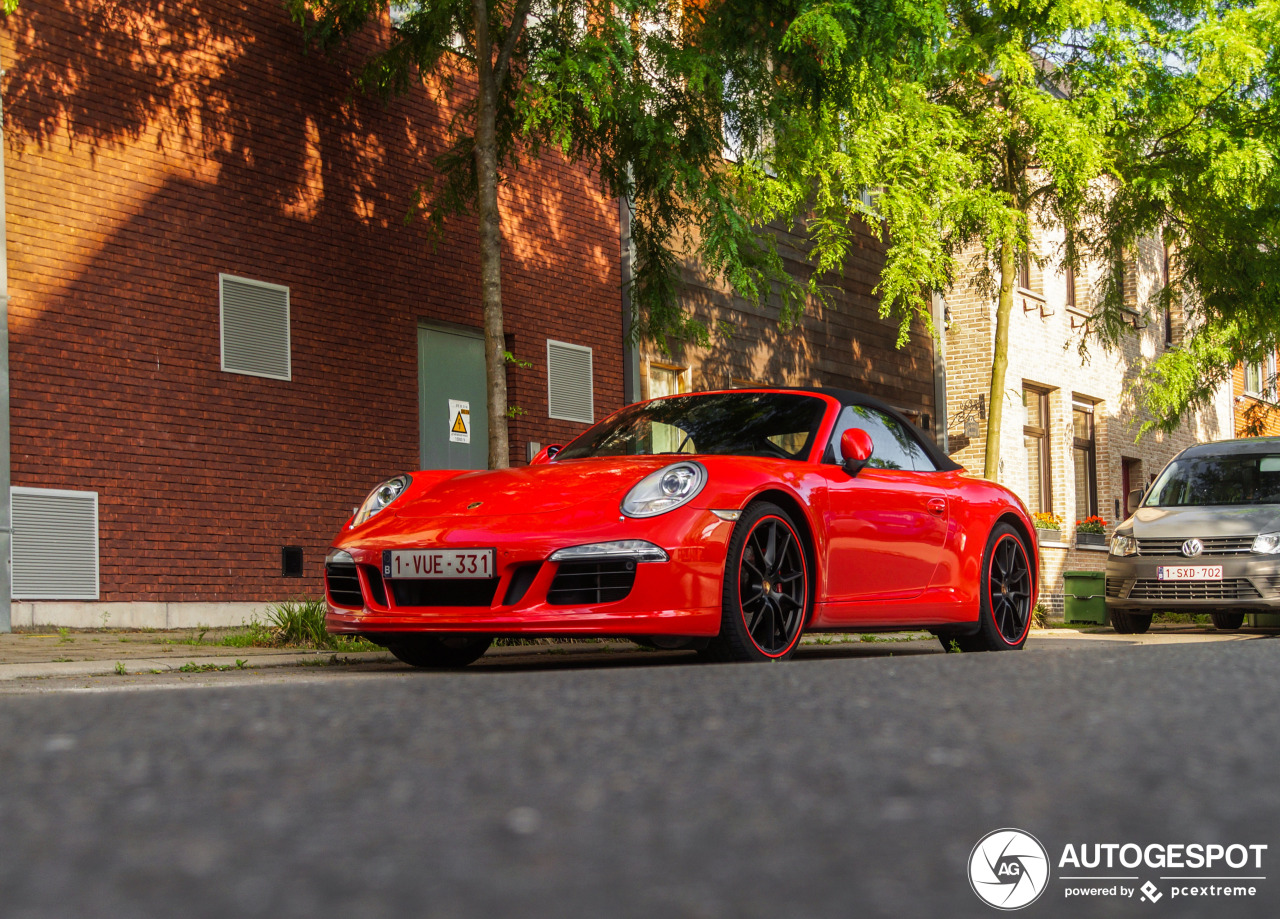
{"left": 0, "top": 58, "right": 11, "bottom": 633}
{"left": 619, "top": 194, "right": 641, "bottom": 404}
{"left": 932, "top": 291, "right": 948, "bottom": 453}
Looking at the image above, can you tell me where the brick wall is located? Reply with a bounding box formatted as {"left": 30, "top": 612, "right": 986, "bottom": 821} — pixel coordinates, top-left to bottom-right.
{"left": 944, "top": 228, "right": 1234, "bottom": 615}
{"left": 640, "top": 219, "right": 938, "bottom": 427}
{"left": 1234, "top": 364, "right": 1280, "bottom": 436}
{"left": 1, "top": 1, "right": 623, "bottom": 604}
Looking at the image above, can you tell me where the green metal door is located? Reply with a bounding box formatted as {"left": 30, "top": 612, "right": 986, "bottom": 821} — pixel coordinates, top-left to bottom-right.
{"left": 418, "top": 324, "right": 488, "bottom": 470}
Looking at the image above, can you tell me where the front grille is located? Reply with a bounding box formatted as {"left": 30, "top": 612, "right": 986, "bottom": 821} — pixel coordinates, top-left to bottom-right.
{"left": 1127, "top": 578, "right": 1261, "bottom": 601}
{"left": 547, "top": 560, "right": 637, "bottom": 605}
{"left": 388, "top": 578, "right": 499, "bottom": 608}
{"left": 325, "top": 562, "right": 363, "bottom": 608}
{"left": 1106, "top": 578, "right": 1126, "bottom": 598}
{"left": 1136, "top": 536, "right": 1255, "bottom": 556}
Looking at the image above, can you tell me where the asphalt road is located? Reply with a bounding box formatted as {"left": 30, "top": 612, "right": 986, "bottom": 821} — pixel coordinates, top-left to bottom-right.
{"left": 1, "top": 636, "right": 1278, "bottom": 918}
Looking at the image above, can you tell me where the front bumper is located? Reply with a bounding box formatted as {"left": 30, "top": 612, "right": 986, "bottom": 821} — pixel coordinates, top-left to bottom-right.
{"left": 1105, "top": 553, "right": 1280, "bottom": 611}
{"left": 324, "top": 508, "right": 732, "bottom": 638}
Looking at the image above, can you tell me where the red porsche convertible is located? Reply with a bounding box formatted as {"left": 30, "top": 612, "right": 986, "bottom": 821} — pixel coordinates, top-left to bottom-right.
{"left": 325, "top": 388, "right": 1038, "bottom": 666}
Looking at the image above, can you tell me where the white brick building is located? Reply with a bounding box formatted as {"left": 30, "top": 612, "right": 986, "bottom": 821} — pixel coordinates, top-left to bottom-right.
{"left": 943, "top": 229, "right": 1234, "bottom": 615}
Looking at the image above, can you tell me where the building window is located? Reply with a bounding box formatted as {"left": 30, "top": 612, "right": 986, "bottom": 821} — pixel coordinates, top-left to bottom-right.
{"left": 547, "top": 340, "right": 594, "bottom": 423}
{"left": 1073, "top": 400, "right": 1098, "bottom": 522}
{"left": 220, "top": 274, "right": 291, "bottom": 381}
{"left": 1064, "top": 265, "right": 1076, "bottom": 310}
{"left": 648, "top": 364, "right": 689, "bottom": 400}
{"left": 1018, "top": 253, "right": 1032, "bottom": 291}
{"left": 1244, "top": 354, "right": 1276, "bottom": 400}
{"left": 1023, "top": 387, "right": 1052, "bottom": 514}
{"left": 647, "top": 364, "right": 689, "bottom": 453}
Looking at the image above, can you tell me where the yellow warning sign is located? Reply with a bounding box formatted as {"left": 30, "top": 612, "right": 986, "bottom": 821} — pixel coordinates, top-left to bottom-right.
{"left": 448, "top": 399, "right": 470, "bottom": 444}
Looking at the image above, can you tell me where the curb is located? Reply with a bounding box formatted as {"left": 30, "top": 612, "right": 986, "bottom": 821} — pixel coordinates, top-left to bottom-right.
{"left": 0, "top": 650, "right": 395, "bottom": 681}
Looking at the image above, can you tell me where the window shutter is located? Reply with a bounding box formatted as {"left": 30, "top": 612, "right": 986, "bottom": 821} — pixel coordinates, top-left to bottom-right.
{"left": 11, "top": 488, "right": 100, "bottom": 600}
{"left": 547, "top": 340, "right": 594, "bottom": 423}
{"left": 220, "top": 274, "right": 291, "bottom": 380}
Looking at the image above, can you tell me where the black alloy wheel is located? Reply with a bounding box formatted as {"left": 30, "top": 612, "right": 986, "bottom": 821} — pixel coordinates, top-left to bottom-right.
{"left": 387, "top": 634, "right": 493, "bottom": 668}
{"left": 702, "top": 501, "right": 810, "bottom": 662}
{"left": 951, "top": 523, "right": 1032, "bottom": 652}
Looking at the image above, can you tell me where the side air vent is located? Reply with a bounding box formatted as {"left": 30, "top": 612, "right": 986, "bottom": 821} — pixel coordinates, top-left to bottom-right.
{"left": 12, "top": 487, "right": 99, "bottom": 600}
{"left": 220, "top": 273, "right": 291, "bottom": 381}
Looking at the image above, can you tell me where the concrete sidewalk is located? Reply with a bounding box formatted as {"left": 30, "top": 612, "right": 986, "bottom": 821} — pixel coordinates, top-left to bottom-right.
{"left": 0, "top": 622, "right": 1274, "bottom": 682}
{"left": 0, "top": 627, "right": 393, "bottom": 681}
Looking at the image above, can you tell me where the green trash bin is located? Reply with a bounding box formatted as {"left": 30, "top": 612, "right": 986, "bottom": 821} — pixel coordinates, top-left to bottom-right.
{"left": 1063, "top": 571, "right": 1107, "bottom": 625}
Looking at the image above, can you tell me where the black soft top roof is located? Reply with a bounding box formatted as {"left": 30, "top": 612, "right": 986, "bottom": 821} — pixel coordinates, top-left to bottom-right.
{"left": 781, "top": 387, "right": 963, "bottom": 472}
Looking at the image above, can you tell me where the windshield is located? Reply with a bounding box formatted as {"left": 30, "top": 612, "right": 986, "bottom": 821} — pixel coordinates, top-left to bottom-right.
{"left": 1145, "top": 453, "right": 1280, "bottom": 507}
{"left": 556, "top": 392, "right": 829, "bottom": 461}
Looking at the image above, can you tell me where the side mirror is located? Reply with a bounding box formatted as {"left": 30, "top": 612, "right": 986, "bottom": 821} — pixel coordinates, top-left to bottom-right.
{"left": 1126, "top": 486, "right": 1145, "bottom": 515}
{"left": 840, "top": 428, "right": 874, "bottom": 478}
{"left": 530, "top": 444, "right": 563, "bottom": 465}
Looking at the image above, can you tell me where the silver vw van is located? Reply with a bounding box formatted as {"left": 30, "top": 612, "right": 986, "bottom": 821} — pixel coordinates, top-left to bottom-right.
{"left": 1106, "top": 437, "right": 1280, "bottom": 633}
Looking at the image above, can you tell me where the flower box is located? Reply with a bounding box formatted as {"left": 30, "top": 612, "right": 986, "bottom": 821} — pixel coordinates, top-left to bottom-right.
{"left": 1076, "top": 532, "right": 1107, "bottom": 548}
{"left": 1036, "top": 529, "right": 1063, "bottom": 544}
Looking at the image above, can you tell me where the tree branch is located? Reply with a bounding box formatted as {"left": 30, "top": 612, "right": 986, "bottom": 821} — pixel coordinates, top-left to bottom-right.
{"left": 494, "top": 0, "right": 535, "bottom": 89}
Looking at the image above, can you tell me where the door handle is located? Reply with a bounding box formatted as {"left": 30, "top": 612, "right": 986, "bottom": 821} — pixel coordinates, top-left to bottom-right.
{"left": 927, "top": 497, "right": 946, "bottom": 516}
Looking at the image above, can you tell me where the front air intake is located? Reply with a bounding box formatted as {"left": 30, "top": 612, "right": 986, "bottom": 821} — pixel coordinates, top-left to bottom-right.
{"left": 546, "top": 560, "right": 637, "bottom": 605}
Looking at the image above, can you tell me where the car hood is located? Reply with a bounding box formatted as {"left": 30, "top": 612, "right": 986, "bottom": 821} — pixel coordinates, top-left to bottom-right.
{"left": 1127, "top": 504, "right": 1280, "bottom": 537}
{"left": 393, "top": 457, "right": 679, "bottom": 518}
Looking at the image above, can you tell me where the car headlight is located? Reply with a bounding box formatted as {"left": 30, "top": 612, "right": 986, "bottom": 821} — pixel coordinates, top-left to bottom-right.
{"left": 1110, "top": 534, "right": 1138, "bottom": 557}
{"left": 351, "top": 474, "right": 412, "bottom": 528}
{"left": 1252, "top": 532, "right": 1280, "bottom": 554}
{"left": 621, "top": 462, "right": 707, "bottom": 518}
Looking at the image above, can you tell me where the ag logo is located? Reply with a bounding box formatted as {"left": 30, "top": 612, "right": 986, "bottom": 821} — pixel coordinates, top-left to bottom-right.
{"left": 968, "top": 828, "right": 1050, "bottom": 910}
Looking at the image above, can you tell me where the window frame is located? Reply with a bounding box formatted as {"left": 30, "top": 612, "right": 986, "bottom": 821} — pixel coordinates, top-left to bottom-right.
{"left": 1244, "top": 354, "right": 1277, "bottom": 401}
{"left": 1072, "top": 399, "right": 1098, "bottom": 520}
{"left": 1022, "top": 386, "right": 1052, "bottom": 515}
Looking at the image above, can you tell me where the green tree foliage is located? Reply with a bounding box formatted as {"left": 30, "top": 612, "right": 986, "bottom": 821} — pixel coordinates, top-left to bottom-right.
{"left": 288, "top": 0, "right": 937, "bottom": 467}
{"left": 1090, "top": 1, "right": 1280, "bottom": 433}
{"left": 825, "top": 1, "right": 1280, "bottom": 469}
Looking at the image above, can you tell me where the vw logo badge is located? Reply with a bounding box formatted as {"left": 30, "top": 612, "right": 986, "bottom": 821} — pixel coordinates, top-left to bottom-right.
{"left": 1182, "top": 538, "right": 1204, "bottom": 558}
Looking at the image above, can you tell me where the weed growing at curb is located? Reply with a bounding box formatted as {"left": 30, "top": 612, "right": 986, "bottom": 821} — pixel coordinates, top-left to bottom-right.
{"left": 113, "top": 661, "right": 127, "bottom": 675}
{"left": 156, "top": 602, "right": 379, "bottom": 654}
{"left": 175, "top": 660, "right": 249, "bottom": 673}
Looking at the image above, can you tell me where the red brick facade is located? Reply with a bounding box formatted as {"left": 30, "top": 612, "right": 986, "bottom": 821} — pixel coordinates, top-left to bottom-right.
{"left": 2, "top": 1, "right": 622, "bottom": 607}
{"left": 641, "top": 220, "right": 939, "bottom": 428}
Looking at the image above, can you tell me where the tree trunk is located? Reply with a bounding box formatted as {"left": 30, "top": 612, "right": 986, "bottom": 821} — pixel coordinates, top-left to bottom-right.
{"left": 984, "top": 242, "right": 1017, "bottom": 480}
{"left": 473, "top": 0, "right": 510, "bottom": 469}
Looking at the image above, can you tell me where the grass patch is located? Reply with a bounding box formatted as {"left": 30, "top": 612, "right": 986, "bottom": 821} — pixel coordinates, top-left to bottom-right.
{"left": 159, "top": 601, "right": 379, "bottom": 653}
{"left": 1152, "top": 612, "right": 1213, "bottom": 625}
{"left": 491, "top": 637, "right": 609, "bottom": 647}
